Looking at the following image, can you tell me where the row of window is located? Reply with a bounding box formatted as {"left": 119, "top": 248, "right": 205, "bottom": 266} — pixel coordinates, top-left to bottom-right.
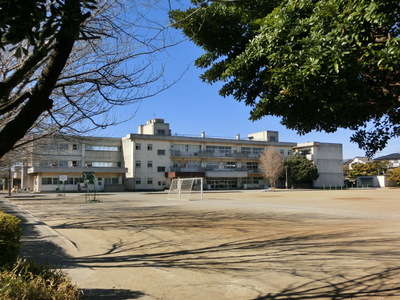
{"left": 135, "top": 143, "right": 166, "bottom": 155}
{"left": 135, "top": 143, "right": 293, "bottom": 157}
{"left": 135, "top": 161, "right": 165, "bottom": 172}
{"left": 41, "top": 143, "right": 120, "bottom": 151}
{"left": 42, "top": 177, "right": 119, "bottom": 185}
{"left": 134, "top": 178, "right": 166, "bottom": 186}
{"left": 39, "top": 161, "right": 122, "bottom": 167}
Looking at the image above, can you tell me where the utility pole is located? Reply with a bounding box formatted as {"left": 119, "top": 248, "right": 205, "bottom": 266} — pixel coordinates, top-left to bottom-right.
{"left": 8, "top": 166, "right": 12, "bottom": 196}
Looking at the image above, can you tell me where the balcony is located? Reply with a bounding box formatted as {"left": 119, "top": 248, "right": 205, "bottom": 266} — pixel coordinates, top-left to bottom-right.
{"left": 170, "top": 150, "right": 259, "bottom": 159}
{"left": 206, "top": 169, "right": 248, "bottom": 178}
{"left": 170, "top": 166, "right": 249, "bottom": 177}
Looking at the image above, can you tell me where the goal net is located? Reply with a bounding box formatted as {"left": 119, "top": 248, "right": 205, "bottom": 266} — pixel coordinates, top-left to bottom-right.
{"left": 167, "top": 178, "right": 204, "bottom": 200}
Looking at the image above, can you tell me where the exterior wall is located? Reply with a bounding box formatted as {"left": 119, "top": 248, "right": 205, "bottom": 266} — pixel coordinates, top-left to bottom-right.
{"left": 122, "top": 136, "right": 135, "bottom": 190}
{"left": 294, "top": 142, "right": 344, "bottom": 188}
{"left": 356, "top": 175, "right": 396, "bottom": 187}
{"left": 25, "top": 136, "right": 127, "bottom": 192}
{"left": 130, "top": 138, "right": 170, "bottom": 190}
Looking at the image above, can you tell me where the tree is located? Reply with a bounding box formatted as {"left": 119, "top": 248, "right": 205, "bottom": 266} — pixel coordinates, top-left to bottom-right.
{"left": 388, "top": 167, "right": 400, "bottom": 186}
{"left": 0, "top": 0, "right": 175, "bottom": 159}
{"left": 346, "top": 161, "right": 388, "bottom": 179}
{"left": 170, "top": 0, "right": 400, "bottom": 157}
{"left": 259, "top": 148, "right": 284, "bottom": 188}
{"left": 284, "top": 155, "right": 318, "bottom": 188}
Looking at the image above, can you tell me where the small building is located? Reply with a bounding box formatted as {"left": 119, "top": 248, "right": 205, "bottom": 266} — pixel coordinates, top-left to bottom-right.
{"left": 344, "top": 157, "right": 372, "bottom": 169}
{"left": 374, "top": 153, "right": 400, "bottom": 169}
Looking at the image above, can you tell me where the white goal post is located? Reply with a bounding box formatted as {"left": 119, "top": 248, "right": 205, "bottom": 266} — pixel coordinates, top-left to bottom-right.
{"left": 167, "top": 177, "right": 204, "bottom": 200}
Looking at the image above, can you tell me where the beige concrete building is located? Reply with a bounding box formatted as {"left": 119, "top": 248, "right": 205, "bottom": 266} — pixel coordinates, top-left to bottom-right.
{"left": 122, "top": 119, "right": 343, "bottom": 190}
{"left": 20, "top": 136, "right": 126, "bottom": 192}
{"left": 14, "top": 118, "right": 344, "bottom": 192}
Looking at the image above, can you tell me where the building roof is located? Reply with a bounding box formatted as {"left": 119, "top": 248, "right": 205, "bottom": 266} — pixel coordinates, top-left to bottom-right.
{"left": 374, "top": 153, "right": 400, "bottom": 161}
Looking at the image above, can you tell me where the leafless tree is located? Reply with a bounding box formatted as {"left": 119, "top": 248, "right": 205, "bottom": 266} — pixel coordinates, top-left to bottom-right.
{"left": 259, "top": 148, "right": 284, "bottom": 188}
{"left": 0, "top": 0, "right": 179, "bottom": 159}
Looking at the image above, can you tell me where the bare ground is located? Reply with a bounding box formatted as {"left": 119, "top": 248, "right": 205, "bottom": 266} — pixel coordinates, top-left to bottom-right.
{"left": 3, "top": 189, "right": 400, "bottom": 300}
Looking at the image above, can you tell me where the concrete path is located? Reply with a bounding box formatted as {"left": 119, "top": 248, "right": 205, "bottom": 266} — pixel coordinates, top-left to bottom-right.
{"left": 1, "top": 189, "right": 400, "bottom": 300}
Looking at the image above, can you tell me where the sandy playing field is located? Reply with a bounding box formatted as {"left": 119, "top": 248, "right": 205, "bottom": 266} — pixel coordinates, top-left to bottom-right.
{"left": 5, "top": 189, "right": 400, "bottom": 299}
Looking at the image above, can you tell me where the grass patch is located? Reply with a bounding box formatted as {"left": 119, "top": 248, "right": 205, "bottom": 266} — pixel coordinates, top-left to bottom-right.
{"left": 0, "top": 259, "right": 82, "bottom": 300}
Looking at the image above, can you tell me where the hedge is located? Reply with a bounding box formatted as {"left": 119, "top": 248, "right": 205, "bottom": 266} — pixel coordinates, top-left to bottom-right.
{"left": 0, "top": 211, "right": 22, "bottom": 268}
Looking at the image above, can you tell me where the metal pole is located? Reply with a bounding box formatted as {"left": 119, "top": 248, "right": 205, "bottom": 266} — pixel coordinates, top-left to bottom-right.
{"left": 285, "top": 166, "right": 288, "bottom": 189}
{"left": 8, "top": 166, "right": 12, "bottom": 196}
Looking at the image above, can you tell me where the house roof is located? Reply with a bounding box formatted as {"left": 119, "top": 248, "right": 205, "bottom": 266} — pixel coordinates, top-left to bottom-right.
{"left": 374, "top": 153, "right": 400, "bottom": 161}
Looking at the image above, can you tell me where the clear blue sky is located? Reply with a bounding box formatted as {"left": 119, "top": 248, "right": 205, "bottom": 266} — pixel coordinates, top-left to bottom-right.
{"left": 100, "top": 4, "right": 400, "bottom": 160}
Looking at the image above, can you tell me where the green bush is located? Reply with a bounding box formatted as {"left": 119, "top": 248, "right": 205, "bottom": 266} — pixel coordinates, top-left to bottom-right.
{"left": 0, "top": 259, "right": 82, "bottom": 300}
{"left": 0, "top": 211, "right": 21, "bottom": 267}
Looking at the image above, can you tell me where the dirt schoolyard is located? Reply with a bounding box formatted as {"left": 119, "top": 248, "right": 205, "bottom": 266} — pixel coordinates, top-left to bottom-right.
{"left": 4, "top": 189, "right": 400, "bottom": 299}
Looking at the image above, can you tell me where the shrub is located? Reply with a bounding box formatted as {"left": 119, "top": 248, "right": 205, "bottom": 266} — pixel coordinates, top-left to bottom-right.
{"left": 0, "top": 211, "right": 21, "bottom": 267}
{"left": 388, "top": 167, "right": 400, "bottom": 186}
{"left": 0, "top": 259, "right": 82, "bottom": 300}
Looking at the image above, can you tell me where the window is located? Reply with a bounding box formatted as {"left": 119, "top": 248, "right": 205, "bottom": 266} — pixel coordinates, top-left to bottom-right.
{"left": 252, "top": 148, "right": 264, "bottom": 155}
{"left": 241, "top": 147, "right": 251, "bottom": 154}
{"left": 42, "top": 178, "right": 53, "bottom": 185}
{"left": 136, "top": 161, "right": 141, "bottom": 168}
{"left": 135, "top": 178, "right": 141, "bottom": 185}
{"left": 157, "top": 149, "right": 166, "bottom": 155}
{"left": 158, "top": 181, "right": 166, "bottom": 186}
{"left": 147, "top": 178, "right": 153, "bottom": 184}
{"left": 147, "top": 161, "right": 153, "bottom": 168}
{"left": 71, "top": 161, "right": 80, "bottom": 167}
{"left": 157, "top": 129, "right": 166, "bottom": 135}
{"left": 42, "top": 178, "right": 58, "bottom": 185}
{"left": 280, "top": 149, "right": 284, "bottom": 154}
{"left": 225, "top": 162, "right": 236, "bottom": 169}
{"left": 246, "top": 162, "right": 258, "bottom": 172}
{"left": 72, "top": 144, "right": 81, "bottom": 150}
{"left": 85, "top": 161, "right": 119, "bottom": 167}
{"left": 74, "top": 178, "right": 84, "bottom": 184}
{"left": 157, "top": 166, "right": 166, "bottom": 172}
{"left": 105, "top": 178, "right": 119, "bottom": 184}
{"left": 135, "top": 143, "right": 141, "bottom": 150}
{"left": 147, "top": 144, "right": 153, "bottom": 150}
{"left": 86, "top": 145, "right": 119, "bottom": 151}
{"left": 206, "top": 146, "right": 232, "bottom": 156}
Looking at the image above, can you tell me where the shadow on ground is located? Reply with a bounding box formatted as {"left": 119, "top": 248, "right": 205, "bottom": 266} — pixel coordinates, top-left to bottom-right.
{"left": 0, "top": 198, "right": 148, "bottom": 300}
{"left": 252, "top": 267, "right": 400, "bottom": 299}
{"left": 81, "top": 288, "right": 145, "bottom": 299}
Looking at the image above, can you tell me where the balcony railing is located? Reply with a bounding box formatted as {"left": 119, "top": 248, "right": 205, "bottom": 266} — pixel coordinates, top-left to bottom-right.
{"left": 170, "top": 167, "right": 255, "bottom": 173}
{"left": 170, "top": 150, "right": 260, "bottom": 159}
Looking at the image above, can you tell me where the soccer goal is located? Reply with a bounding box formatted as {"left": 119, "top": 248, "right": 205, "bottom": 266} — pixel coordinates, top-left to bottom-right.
{"left": 167, "top": 177, "right": 204, "bottom": 200}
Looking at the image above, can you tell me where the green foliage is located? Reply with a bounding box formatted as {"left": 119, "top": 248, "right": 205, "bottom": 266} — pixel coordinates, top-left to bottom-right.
{"left": 284, "top": 155, "right": 319, "bottom": 187}
{"left": 388, "top": 167, "right": 400, "bottom": 185}
{"left": 0, "top": 259, "right": 82, "bottom": 300}
{"left": 171, "top": 0, "right": 400, "bottom": 157}
{"left": 346, "top": 161, "right": 388, "bottom": 179}
{"left": 0, "top": 0, "right": 97, "bottom": 48}
{"left": 0, "top": 212, "right": 21, "bottom": 267}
